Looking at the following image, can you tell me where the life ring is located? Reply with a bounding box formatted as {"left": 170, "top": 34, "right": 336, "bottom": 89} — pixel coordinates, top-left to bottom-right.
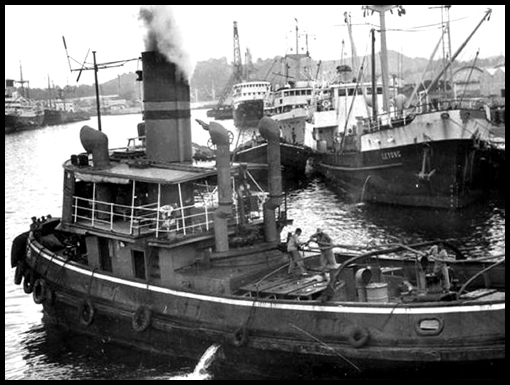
{"left": 232, "top": 327, "right": 248, "bottom": 347}
{"left": 14, "top": 261, "right": 25, "bottom": 285}
{"left": 132, "top": 306, "right": 152, "bottom": 332}
{"left": 23, "top": 270, "right": 35, "bottom": 294}
{"left": 32, "top": 278, "right": 47, "bottom": 304}
{"left": 322, "top": 100, "right": 331, "bottom": 109}
{"left": 79, "top": 299, "right": 95, "bottom": 327}
{"left": 347, "top": 325, "right": 370, "bottom": 348}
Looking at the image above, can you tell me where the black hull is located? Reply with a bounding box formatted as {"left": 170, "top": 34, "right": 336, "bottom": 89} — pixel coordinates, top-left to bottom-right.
{"left": 206, "top": 107, "right": 233, "bottom": 120}
{"left": 235, "top": 142, "right": 311, "bottom": 178}
{"left": 43, "top": 110, "right": 91, "bottom": 126}
{"left": 315, "top": 139, "right": 491, "bottom": 209}
{"left": 5, "top": 114, "right": 44, "bottom": 133}
{"left": 233, "top": 99, "right": 264, "bottom": 128}
{"left": 40, "top": 300, "right": 505, "bottom": 379}
{"left": 15, "top": 229, "right": 504, "bottom": 376}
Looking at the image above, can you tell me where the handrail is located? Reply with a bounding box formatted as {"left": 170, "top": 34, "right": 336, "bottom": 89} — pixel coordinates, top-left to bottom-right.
{"left": 70, "top": 190, "right": 265, "bottom": 238}
{"left": 361, "top": 98, "right": 489, "bottom": 132}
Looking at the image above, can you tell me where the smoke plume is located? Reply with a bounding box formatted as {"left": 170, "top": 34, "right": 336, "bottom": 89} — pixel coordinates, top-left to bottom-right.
{"left": 138, "top": 5, "right": 194, "bottom": 81}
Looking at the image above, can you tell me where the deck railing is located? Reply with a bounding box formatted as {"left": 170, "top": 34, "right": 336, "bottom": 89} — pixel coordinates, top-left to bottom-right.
{"left": 362, "top": 98, "right": 489, "bottom": 132}
{"left": 71, "top": 192, "right": 266, "bottom": 238}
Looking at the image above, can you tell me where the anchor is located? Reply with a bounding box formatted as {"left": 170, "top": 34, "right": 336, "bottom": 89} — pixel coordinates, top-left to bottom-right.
{"left": 416, "top": 145, "right": 436, "bottom": 181}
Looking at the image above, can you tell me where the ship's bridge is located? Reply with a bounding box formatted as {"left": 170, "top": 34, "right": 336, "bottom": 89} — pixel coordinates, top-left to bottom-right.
{"left": 60, "top": 157, "right": 269, "bottom": 241}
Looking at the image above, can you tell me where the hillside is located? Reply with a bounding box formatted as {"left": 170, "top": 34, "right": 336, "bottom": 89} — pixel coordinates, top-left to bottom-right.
{"left": 18, "top": 51, "right": 504, "bottom": 103}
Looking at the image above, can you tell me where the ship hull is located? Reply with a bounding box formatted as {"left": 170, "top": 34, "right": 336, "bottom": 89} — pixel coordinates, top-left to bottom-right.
{"left": 314, "top": 109, "right": 494, "bottom": 208}
{"left": 43, "top": 109, "right": 90, "bottom": 126}
{"left": 21, "top": 234, "right": 505, "bottom": 373}
{"left": 233, "top": 99, "right": 264, "bottom": 128}
{"left": 235, "top": 142, "right": 311, "bottom": 178}
{"left": 5, "top": 113, "right": 44, "bottom": 133}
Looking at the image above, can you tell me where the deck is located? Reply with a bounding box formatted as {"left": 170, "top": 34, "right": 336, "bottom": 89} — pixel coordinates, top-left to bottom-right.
{"left": 239, "top": 272, "right": 329, "bottom": 301}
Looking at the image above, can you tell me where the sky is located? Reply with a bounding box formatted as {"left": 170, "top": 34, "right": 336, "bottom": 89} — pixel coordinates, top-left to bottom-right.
{"left": 5, "top": 5, "right": 505, "bottom": 89}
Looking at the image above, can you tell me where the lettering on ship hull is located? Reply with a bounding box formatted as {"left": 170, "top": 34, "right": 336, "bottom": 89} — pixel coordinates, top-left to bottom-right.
{"left": 381, "top": 150, "right": 401, "bottom": 160}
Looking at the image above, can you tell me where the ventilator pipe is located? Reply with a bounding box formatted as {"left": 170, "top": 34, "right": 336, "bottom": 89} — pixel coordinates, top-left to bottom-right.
{"left": 355, "top": 268, "right": 372, "bottom": 302}
{"left": 80, "top": 125, "right": 110, "bottom": 169}
{"left": 137, "top": 122, "right": 145, "bottom": 138}
{"left": 209, "top": 122, "right": 232, "bottom": 253}
{"left": 258, "top": 117, "right": 282, "bottom": 243}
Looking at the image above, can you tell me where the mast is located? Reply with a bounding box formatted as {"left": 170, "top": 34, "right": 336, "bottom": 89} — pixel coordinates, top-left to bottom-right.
{"left": 364, "top": 5, "right": 404, "bottom": 114}
{"left": 18, "top": 61, "right": 30, "bottom": 99}
{"left": 430, "top": 5, "right": 454, "bottom": 97}
{"left": 425, "top": 8, "right": 492, "bottom": 97}
{"left": 47, "top": 75, "right": 52, "bottom": 109}
{"left": 371, "top": 29, "right": 378, "bottom": 120}
{"left": 294, "top": 18, "right": 301, "bottom": 80}
{"left": 92, "top": 51, "right": 102, "bottom": 132}
{"left": 344, "top": 12, "right": 370, "bottom": 116}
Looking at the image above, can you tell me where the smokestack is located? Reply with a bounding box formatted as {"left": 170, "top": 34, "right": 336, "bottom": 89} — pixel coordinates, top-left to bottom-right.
{"left": 142, "top": 51, "right": 192, "bottom": 163}
{"left": 258, "top": 117, "right": 283, "bottom": 243}
{"left": 209, "top": 122, "right": 232, "bottom": 253}
{"left": 80, "top": 125, "right": 110, "bottom": 169}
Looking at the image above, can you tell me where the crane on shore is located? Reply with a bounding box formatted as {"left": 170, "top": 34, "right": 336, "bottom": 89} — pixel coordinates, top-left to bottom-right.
{"left": 206, "top": 21, "right": 243, "bottom": 120}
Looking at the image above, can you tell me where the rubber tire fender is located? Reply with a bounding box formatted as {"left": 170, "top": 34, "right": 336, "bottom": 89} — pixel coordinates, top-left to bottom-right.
{"left": 14, "top": 261, "right": 25, "bottom": 285}
{"left": 79, "top": 299, "right": 95, "bottom": 327}
{"left": 347, "top": 325, "right": 370, "bottom": 348}
{"left": 32, "top": 278, "right": 47, "bottom": 304}
{"left": 232, "top": 328, "right": 248, "bottom": 347}
{"left": 11, "top": 231, "right": 29, "bottom": 268}
{"left": 132, "top": 306, "right": 152, "bottom": 332}
{"left": 23, "top": 270, "right": 35, "bottom": 294}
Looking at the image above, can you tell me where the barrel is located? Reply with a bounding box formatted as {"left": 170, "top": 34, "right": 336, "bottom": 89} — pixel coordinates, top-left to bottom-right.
{"left": 365, "top": 282, "right": 389, "bottom": 303}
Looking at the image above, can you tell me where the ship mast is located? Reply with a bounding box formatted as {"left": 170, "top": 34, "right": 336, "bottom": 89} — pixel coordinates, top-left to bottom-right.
{"left": 371, "top": 29, "right": 378, "bottom": 120}
{"left": 344, "top": 12, "right": 370, "bottom": 116}
{"left": 363, "top": 5, "right": 405, "bottom": 114}
{"left": 62, "top": 37, "right": 138, "bottom": 132}
{"left": 429, "top": 5, "right": 454, "bottom": 97}
{"left": 424, "top": 8, "right": 492, "bottom": 97}
{"left": 18, "top": 62, "right": 30, "bottom": 99}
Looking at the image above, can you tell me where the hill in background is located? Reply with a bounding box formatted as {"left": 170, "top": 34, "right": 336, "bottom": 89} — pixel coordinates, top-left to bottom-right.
{"left": 18, "top": 51, "right": 505, "bottom": 103}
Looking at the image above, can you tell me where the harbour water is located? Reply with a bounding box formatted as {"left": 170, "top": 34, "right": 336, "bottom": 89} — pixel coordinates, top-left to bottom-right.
{"left": 5, "top": 110, "right": 505, "bottom": 380}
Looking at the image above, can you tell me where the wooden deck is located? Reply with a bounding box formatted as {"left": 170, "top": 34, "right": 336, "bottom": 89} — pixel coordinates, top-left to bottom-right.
{"left": 239, "top": 273, "right": 328, "bottom": 300}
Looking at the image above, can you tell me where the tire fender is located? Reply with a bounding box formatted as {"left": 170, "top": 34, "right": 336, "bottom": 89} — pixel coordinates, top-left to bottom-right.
{"left": 132, "top": 306, "right": 152, "bottom": 332}
{"left": 347, "top": 325, "right": 370, "bottom": 348}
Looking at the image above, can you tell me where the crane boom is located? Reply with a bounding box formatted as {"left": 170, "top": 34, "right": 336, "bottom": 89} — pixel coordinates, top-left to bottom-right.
{"left": 216, "top": 21, "right": 243, "bottom": 108}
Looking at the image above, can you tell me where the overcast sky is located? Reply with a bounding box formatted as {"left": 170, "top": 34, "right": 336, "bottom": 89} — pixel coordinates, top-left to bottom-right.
{"left": 5, "top": 5, "right": 505, "bottom": 89}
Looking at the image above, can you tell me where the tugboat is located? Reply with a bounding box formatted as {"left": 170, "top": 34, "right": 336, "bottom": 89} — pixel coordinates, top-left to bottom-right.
{"left": 10, "top": 50, "right": 504, "bottom": 376}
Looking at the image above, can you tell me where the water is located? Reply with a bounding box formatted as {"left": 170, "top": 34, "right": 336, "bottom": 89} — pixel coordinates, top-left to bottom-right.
{"left": 5, "top": 111, "right": 505, "bottom": 380}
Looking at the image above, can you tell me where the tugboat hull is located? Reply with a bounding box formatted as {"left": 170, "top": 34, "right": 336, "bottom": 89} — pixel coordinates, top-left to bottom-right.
{"left": 24, "top": 234, "right": 505, "bottom": 372}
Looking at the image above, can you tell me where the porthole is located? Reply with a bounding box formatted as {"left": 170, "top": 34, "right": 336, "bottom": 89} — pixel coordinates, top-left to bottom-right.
{"left": 415, "top": 318, "right": 444, "bottom": 336}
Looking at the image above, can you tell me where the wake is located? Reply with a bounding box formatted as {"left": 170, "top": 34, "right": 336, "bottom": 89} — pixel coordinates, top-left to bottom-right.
{"left": 168, "top": 344, "right": 221, "bottom": 380}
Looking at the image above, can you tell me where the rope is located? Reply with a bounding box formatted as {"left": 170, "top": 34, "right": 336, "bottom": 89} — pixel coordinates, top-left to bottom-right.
{"left": 456, "top": 258, "right": 505, "bottom": 299}
{"left": 289, "top": 323, "right": 361, "bottom": 372}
